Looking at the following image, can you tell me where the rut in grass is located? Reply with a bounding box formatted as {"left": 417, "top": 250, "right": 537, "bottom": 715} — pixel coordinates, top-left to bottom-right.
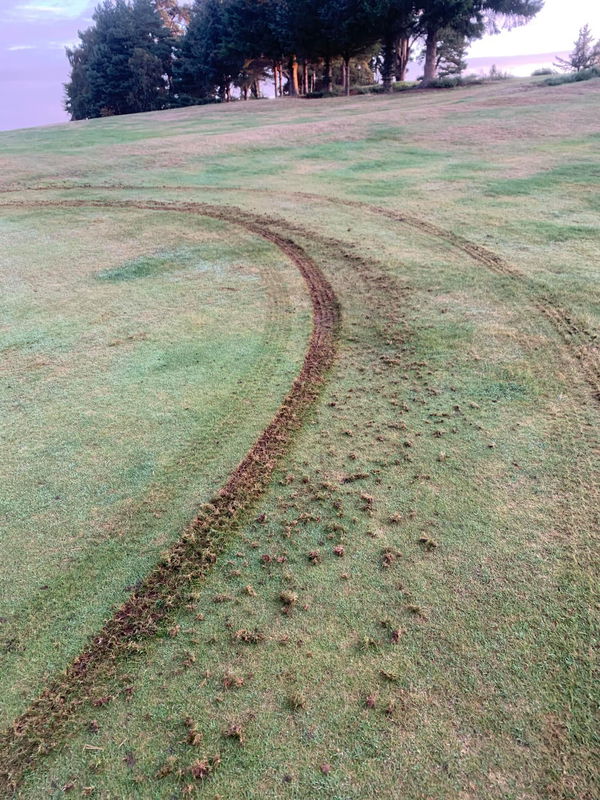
{"left": 0, "top": 200, "right": 339, "bottom": 794}
{"left": 1, "top": 193, "right": 598, "bottom": 794}
{"left": 1, "top": 184, "right": 597, "bottom": 403}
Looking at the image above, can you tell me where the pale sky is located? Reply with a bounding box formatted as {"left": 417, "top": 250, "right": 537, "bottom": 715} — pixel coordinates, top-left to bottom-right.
{"left": 1, "top": 0, "right": 599, "bottom": 131}
{"left": 469, "top": 0, "right": 600, "bottom": 57}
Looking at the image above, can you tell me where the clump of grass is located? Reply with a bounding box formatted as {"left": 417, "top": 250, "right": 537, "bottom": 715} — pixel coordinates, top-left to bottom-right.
{"left": 212, "top": 593, "right": 233, "bottom": 603}
{"left": 223, "top": 722, "right": 244, "bottom": 743}
{"left": 233, "top": 629, "right": 265, "bottom": 644}
{"left": 222, "top": 670, "right": 245, "bottom": 690}
{"left": 288, "top": 691, "right": 307, "bottom": 711}
{"left": 418, "top": 536, "right": 438, "bottom": 551}
{"left": 156, "top": 757, "right": 177, "bottom": 779}
{"left": 358, "top": 636, "right": 379, "bottom": 651}
{"left": 279, "top": 590, "right": 298, "bottom": 609}
{"left": 381, "top": 548, "right": 401, "bottom": 568}
{"left": 189, "top": 754, "right": 221, "bottom": 780}
{"left": 390, "top": 628, "right": 404, "bottom": 644}
{"left": 184, "top": 717, "right": 203, "bottom": 747}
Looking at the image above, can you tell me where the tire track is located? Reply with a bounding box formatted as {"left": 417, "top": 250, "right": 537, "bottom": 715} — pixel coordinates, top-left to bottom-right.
{"left": 2, "top": 182, "right": 597, "bottom": 401}
{"left": 0, "top": 200, "right": 339, "bottom": 794}
{"left": 1, "top": 191, "right": 597, "bottom": 793}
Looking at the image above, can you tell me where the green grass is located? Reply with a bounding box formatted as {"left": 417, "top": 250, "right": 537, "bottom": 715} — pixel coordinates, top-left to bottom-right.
{"left": 0, "top": 77, "right": 598, "bottom": 799}
{"left": 0, "top": 208, "right": 310, "bottom": 726}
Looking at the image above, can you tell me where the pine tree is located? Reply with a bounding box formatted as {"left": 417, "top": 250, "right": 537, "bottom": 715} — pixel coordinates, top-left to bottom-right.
{"left": 555, "top": 25, "right": 600, "bottom": 72}
{"left": 65, "top": 0, "right": 175, "bottom": 119}
{"left": 154, "top": 0, "right": 191, "bottom": 34}
{"left": 174, "top": 0, "right": 243, "bottom": 101}
{"left": 419, "top": 0, "right": 542, "bottom": 85}
{"left": 430, "top": 25, "right": 468, "bottom": 77}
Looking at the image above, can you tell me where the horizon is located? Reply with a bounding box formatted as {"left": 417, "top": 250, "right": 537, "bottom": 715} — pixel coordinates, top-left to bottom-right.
{"left": 0, "top": 0, "right": 599, "bottom": 132}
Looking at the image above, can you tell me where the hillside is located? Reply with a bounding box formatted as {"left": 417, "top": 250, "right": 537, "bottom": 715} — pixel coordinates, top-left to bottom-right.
{"left": 0, "top": 78, "right": 599, "bottom": 799}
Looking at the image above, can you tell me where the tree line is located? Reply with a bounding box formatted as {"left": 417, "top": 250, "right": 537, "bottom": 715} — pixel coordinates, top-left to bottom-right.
{"left": 65, "top": 0, "right": 542, "bottom": 120}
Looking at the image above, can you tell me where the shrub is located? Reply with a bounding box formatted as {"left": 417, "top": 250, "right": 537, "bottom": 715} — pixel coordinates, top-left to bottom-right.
{"left": 487, "top": 64, "right": 512, "bottom": 81}
{"left": 542, "top": 66, "right": 600, "bottom": 86}
{"left": 427, "top": 76, "right": 463, "bottom": 88}
{"left": 531, "top": 67, "right": 555, "bottom": 76}
{"left": 349, "top": 84, "right": 385, "bottom": 94}
{"left": 303, "top": 89, "right": 343, "bottom": 99}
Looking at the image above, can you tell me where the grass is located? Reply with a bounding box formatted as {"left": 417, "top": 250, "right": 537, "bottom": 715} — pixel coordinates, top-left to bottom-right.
{"left": 0, "top": 76, "right": 598, "bottom": 799}
{"left": 0, "top": 208, "right": 311, "bottom": 726}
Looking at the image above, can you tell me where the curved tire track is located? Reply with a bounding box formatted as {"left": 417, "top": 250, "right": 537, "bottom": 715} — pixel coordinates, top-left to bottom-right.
{"left": 0, "top": 199, "right": 339, "bottom": 794}
{"left": 2, "top": 182, "right": 597, "bottom": 401}
{"left": 0, "top": 188, "right": 597, "bottom": 792}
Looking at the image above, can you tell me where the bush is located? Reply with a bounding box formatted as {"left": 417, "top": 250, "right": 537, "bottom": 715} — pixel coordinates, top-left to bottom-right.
{"left": 392, "top": 81, "right": 417, "bottom": 91}
{"left": 531, "top": 67, "right": 555, "bottom": 76}
{"left": 350, "top": 84, "right": 385, "bottom": 94}
{"left": 542, "top": 66, "right": 600, "bottom": 85}
{"left": 166, "top": 94, "right": 220, "bottom": 108}
{"left": 487, "top": 64, "right": 512, "bottom": 81}
{"left": 303, "top": 89, "right": 342, "bottom": 99}
{"left": 463, "top": 73, "right": 484, "bottom": 85}
{"left": 427, "top": 76, "right": 463, "bottom": 88}
{"left": 352, "top": 82, "right": 417, "bottom": 94}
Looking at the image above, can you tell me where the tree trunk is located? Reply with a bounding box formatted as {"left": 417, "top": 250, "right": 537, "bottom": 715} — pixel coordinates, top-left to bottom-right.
{"left": 423, "top": 27, "right": 438, "bottom": 85}
{"left": 322, "top": 56, "right": 332, "bottom": 92}
{"left": 382, "top": 32, "right": 395, "bottom": 93}
{"left": 344, "top": 55, "right": 350, "bottom": 95}
{"left": 289, "top": 54, "right": 300, "bottom": 96}
{"left": 397, "top": 35, "right": 410, "bottom": 82}
{"left": 302, "top": 60, "right": 309, "bottom": 94}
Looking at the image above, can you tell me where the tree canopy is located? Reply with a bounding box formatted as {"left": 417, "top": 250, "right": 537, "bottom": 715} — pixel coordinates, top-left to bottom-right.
{"left": 65, "top": 0, "right": 543, "bottom": 119}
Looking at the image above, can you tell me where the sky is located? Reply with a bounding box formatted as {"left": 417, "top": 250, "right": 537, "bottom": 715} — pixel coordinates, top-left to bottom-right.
{"left": 0, "top": 0, "right": 599, "bottom": 132}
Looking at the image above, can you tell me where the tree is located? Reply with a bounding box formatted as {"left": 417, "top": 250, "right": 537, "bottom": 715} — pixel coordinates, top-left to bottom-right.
{"left": 225, "top": 0, "right": 279, "bottom": 96}
{"left": 127, "top": 47, "right": 166, "bottom": 111}
{"left": 65, "top": 0, "right": 175, "bottom": 119}
{"left": 372, "top": 0, "right": 418, "bottom": 92}
{"left": 555, "top": 24, "right": 600, "bottom": 72}
{"left": 65, "top": 28, "right": 97, "bottom": 119}
{"left": 419, "top": 0, "right": 543, "bottom": 85}
{"left": 174, "top": 0, "right": 243, "bottom": 101}
{"left": 155, "top": 0, "right": 191, "bottom": 34}
{"left": 319, "top": 0, "right": 380, "bottom": 94}
{"left": 427, "top": 25, "right": 468, "bottom": 77}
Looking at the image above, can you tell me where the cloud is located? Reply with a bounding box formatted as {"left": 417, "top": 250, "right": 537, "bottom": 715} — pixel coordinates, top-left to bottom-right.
{"left": 48, "top": 39, "right": 78, "bottom": 49}
{"left": 8, "top": 1, "right": 92, "bottom": 21}
{"left": 7, "top": 44, "right": 38, "bottom": 50}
